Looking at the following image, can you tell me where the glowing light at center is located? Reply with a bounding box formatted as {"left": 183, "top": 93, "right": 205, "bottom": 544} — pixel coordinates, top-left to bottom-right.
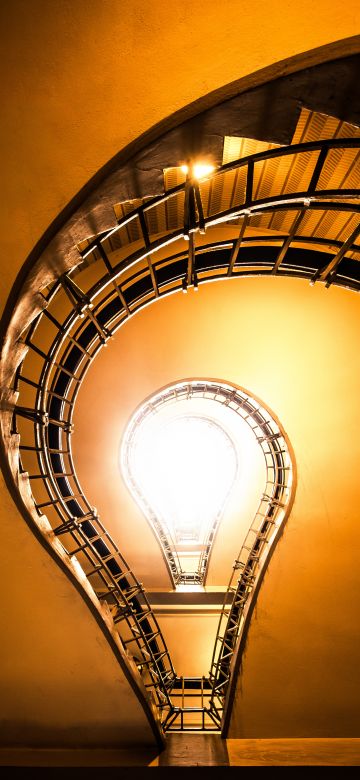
{"left": 128, "top": 415, "right": 237, "bottom": 545}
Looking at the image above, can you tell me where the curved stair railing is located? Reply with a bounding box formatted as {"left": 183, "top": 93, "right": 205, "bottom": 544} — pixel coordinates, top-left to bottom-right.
{"left": 1, "top": 136, "right": 359, "bottom": 731}
{"left": 208, "top": 396, "right": 294, "bottom": 728}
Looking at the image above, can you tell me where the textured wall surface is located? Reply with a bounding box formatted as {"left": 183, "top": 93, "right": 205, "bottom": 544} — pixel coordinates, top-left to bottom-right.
{"left": 2, "top": 1, "right": 360, "bottom": 308}
{"left": 0, "top": 474, "right": 157, "bottom": 747}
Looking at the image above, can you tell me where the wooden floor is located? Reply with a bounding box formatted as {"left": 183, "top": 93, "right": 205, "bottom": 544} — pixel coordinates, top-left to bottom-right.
{"left": 226, "top": 738, "right": 360, "bottom": 766}
{"left": 0, "top": 737, "right": 359, "bottom": 766}
{"left": 156, "top": 735, "right": 360, "bottom": 766}
{"left": 158, "top": 734, "right": 229, "bottom": 766}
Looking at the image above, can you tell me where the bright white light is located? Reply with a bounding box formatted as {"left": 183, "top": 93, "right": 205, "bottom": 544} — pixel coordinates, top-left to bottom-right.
{"left": 176, "top": 584, "right": 204, "bottom": 593}
{"left": 121, "top": 386, "right": 267, "bottom": 589}
{"left": 180, "top": 163, "right": 215, "bottom": 180}
{"left": 193, "top": 163, "right": 215, "bottom": 180}
{"left": 127, "top": 415, "right": 237, "bottom": 545}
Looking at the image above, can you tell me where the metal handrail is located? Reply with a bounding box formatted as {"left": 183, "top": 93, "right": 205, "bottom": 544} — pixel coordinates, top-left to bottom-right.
{"left": 5, "top": 137, "right": 359, "bottom": 731}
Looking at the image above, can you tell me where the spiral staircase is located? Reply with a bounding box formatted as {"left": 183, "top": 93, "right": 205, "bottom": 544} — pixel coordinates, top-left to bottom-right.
{"left": 1, "top": 104, "right": 360, "bottom": 741}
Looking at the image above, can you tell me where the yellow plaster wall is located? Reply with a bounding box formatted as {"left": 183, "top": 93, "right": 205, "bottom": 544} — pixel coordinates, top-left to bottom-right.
{"left": 0, "top": 474, "right": 157, "bottom": 747}
{"left": 1, "top": 1, "right": 360, "bottom": 311}
{"left": 72, "top": 275, "right": 360, "bottom": 735}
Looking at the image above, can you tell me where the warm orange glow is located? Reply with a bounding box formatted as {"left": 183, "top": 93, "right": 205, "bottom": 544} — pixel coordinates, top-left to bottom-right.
{"left": 180, "top": 162, "right": 215, "bottom": 180}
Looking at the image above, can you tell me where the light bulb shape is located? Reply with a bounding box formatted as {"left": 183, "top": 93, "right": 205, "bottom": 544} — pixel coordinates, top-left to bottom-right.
{"left": 131, "top": 415, "right": 237, "bottom": 544}
{"left": 122, "top": 408, "right": 238, "bottom": 586}
{"left": 121, "top": 381, "right": 292, "bottom": 591}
